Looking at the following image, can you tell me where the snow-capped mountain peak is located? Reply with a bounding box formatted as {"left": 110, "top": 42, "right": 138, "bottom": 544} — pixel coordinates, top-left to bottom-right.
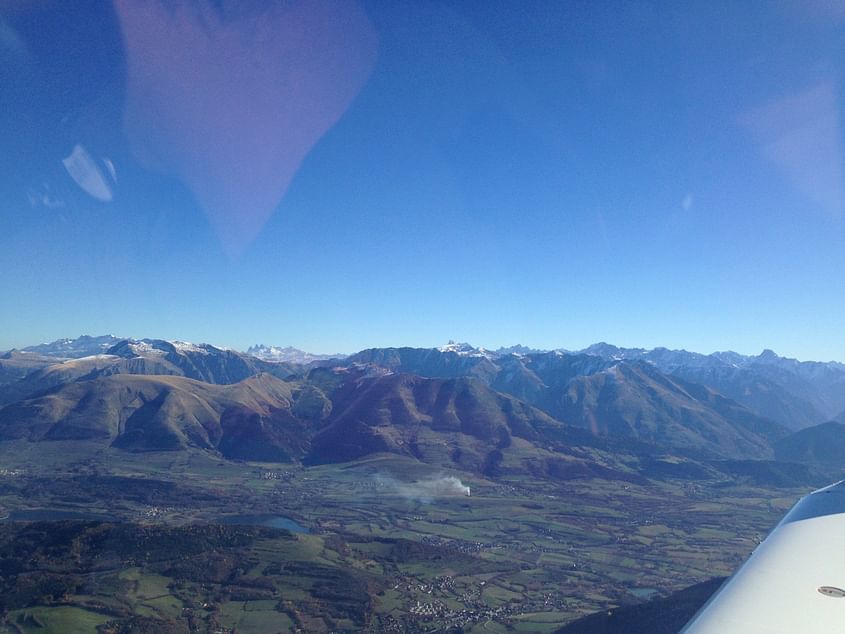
{"left": 246, "top": 344, "right": 344, "bottom": 364}
{"left": 21, "top": 335, "right": 125, "bottom": 358}
{"left": 437, "top": 341, "right": 494, "bottom": 358}
{"left": 171, "top": 340, "right": 211, "bottom": 354}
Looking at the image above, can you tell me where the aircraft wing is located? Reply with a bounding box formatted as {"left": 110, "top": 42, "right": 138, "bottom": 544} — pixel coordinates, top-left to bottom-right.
{"left": 682, "top": 480, "right": 845, "bottom": 632}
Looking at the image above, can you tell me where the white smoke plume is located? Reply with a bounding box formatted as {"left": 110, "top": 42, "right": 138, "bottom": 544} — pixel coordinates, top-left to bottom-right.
{"left": 372, "top": 474, "right": 471, "bottom": 502}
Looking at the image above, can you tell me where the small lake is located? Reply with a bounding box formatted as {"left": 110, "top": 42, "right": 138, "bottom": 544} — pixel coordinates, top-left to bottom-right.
{"left": 629, "top": 587, "right": 660, "bottom": 599}
{"left": 218, "top": 514, "right": 309, "bottom": 533}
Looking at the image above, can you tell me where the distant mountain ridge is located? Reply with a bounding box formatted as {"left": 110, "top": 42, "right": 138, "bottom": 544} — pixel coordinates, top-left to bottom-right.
{"left": 246, "top": 344, "right": 345, "bottom": 364}
{"left": 571, "top": 343, "right": 845, "bottom": 427}
{"left": 0, "top": 338, "right": 303, "bottom": 406}
{"left": 0, "top": 365, "right": 637, "bottom": 479}
{"left": 396, "top": 341, "right": 845, "bottom": 429}
{"left": 338, "top": 348, "right": 787, "bottom": 458}
{"left": 20, "top": 335, "right": 125, "bottom": 358}
{"left": 105, "top": 338, "right": 298, "bottom": 385}
{"left": 2, "top": 335, "right": 843, "bottom": 472}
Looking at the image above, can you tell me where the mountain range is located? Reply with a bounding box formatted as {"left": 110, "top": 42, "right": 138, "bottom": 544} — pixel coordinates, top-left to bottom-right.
{"left": 1, "top": 335, "right": 844, "bottom": 480}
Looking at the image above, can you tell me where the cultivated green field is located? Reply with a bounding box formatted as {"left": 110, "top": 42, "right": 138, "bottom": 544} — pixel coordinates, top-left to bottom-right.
{"left": 0, "top": 442, "right": 808, "bottom": 632}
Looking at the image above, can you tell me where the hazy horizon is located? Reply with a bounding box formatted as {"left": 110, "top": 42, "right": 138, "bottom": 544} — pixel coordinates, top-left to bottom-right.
{"left": 4, "top": 332, "right": 843, "bottom": 364}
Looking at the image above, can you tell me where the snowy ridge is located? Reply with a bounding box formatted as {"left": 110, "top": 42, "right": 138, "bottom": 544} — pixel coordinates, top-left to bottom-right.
{"left": 172, "top": 341, "right": 210, "bottom": 355}
{"left": 21, "top": 335, "right": 124, "bottom": 359}
{"left": 125, "top": 341, "right": 166, "bottom": 357}
{"left": 246, "top": 344, "right": 344, "bottom": 364}
{"left": 437, "top": 341, "right": 493, "bottom": 358}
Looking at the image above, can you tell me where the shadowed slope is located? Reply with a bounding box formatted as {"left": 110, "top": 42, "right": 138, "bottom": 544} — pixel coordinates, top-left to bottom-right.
{"left": 0, "top": 339, "right": 303, "bottom": 406}
{"left": 555, "top": 577, "right": 726, "bottom": 634}
{"left": 0, "top": 373, "right": 312, "bottom": 461}
{"left": 309, "top": 373, "right": 580, "bottom": 473}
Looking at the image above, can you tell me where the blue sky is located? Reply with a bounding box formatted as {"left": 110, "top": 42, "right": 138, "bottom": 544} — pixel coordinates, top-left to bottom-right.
{"left": 1, "top": 0, "right": 844, "bottom": 360}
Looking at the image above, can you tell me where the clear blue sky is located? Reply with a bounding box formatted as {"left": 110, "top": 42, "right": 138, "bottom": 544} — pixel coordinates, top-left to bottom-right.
{"left": 1, "top": 0, "right": 844, "bottom": 360}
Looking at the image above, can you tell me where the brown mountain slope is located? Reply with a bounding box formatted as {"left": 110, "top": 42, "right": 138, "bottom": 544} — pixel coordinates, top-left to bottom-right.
{"left": 0, "top": 339, "right": 305, "bottom": 407}
{"left": 307, "top": 373, "right": 571, "bottom": 472}
{"left": 0, "top": 373, "right": 313, "bottom": 461}
{"left": 550, "top": 362, "right": 787, "bottom": 459}
{"left": 0, "top": 354, "right": 182, "bottom": 405}
{"left": 774, "top": 421, "right": 845, "bottom": 469}
{"left": 338, "top": 350, "right": 786, "bottom": 459}
{"left": 0, "top": 351, "right": 56, "bottom": 387}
